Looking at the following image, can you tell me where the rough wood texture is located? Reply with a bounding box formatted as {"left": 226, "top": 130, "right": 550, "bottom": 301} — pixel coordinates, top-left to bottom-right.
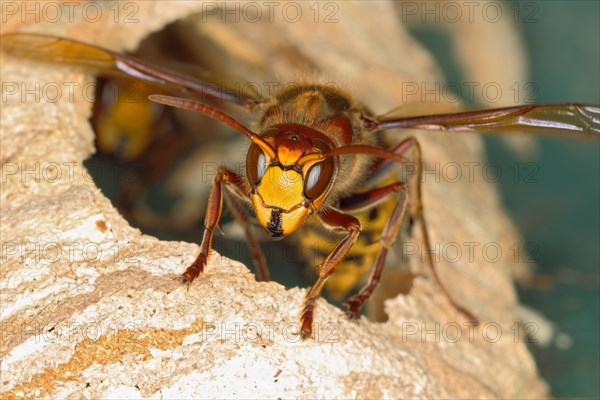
{"left": 1, "top": 1, "right": 547, "bottom": 398}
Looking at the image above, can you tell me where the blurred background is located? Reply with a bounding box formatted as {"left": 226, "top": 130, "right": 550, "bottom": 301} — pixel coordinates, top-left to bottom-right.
{"left": 495, "top": 2, "right": 598, "bottom": 396}
{"left": 494, "top": 3, "right": 598, "bottom": 397}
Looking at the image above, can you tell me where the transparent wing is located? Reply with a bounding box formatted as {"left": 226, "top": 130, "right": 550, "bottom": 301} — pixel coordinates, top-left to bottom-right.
{"left": 369, "top": 104, "right": 600, "bottom": 139}
{"left": 0, "top": 32, "right": 266, "bottom": 109}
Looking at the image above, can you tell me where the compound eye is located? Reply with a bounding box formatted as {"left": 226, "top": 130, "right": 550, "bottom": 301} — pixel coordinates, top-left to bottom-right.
{"left": 303, "top": 158, "right": 334, "bottom": 200}
{"left": 246, "top": 143, "right": 268, "bottom": 185}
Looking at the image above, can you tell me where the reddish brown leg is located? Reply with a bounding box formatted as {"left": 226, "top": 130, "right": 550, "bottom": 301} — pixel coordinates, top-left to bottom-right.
{"left": 405, "top": 138, "right": 478, "bottom": 322}
{"left": 222, "top": 189, "right": 270, "bottom": 281}
{"left": 338, "top": 182, "right": 406, "bottom": 212}
{"left": 181, "top": 167, "right": 244, "bottom": 284}
{"left": 341, "top": 136, "right": 478, "bottom": 322}
{"left": 300, "top": 209, "right": 361, "bottom": 339}
{"left": 342, "top": 183, "right": 408, "bottom": 319}
{"left": 390, "top": 137, "right": 479, "bottom": 322}
{"left": 335, "top": 137, "right": 414, "bottom": 317}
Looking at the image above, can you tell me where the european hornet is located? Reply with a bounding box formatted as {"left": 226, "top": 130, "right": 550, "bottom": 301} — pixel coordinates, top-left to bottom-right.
{"left": 2, "top": 33, "right": 598, "bottom": 339}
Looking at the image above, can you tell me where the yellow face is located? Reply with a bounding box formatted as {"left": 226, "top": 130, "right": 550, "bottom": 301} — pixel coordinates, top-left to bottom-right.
{"left": 246, "top": 126, "right": 336, "bottom": 238}
{"left": 250, "top": 166, "right": 310, "bottom": 238}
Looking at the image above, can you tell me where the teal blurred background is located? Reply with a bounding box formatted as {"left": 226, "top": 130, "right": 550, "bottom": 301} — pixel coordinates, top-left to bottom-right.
{"left": 412, "top": 1, "right": 599, "bottom": 397}
{"left": 493, "top": 2, "right": 599, "bottom": 397}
